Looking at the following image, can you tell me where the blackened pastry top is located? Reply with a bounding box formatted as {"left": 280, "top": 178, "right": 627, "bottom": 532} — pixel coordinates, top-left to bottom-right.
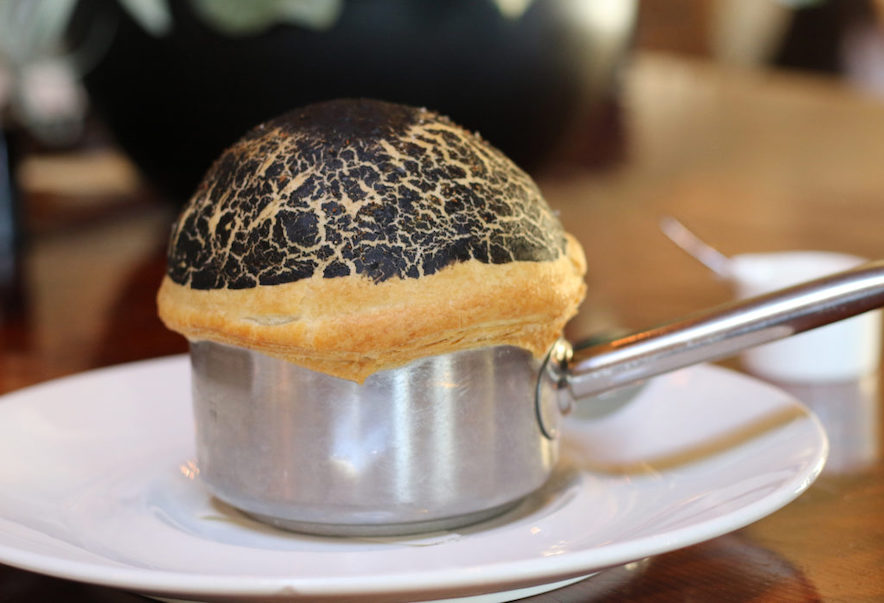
{"left": 158, "top": 99, "right": 586, "bottom": 382}
{"left": 166, "top": 99, "right": 567, "bottom": 290}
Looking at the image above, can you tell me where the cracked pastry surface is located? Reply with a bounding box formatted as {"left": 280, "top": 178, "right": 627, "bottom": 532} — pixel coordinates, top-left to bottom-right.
{"left": 157, "top": 99, "right": 586, "bottom": 382}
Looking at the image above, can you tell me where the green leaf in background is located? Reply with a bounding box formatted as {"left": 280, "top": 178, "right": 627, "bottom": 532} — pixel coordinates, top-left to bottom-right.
{"left": 188, "top": 0, "right": 344, "bottom": 36}
{"left": 117, "top": 0, "right": 173, "bottom": 36}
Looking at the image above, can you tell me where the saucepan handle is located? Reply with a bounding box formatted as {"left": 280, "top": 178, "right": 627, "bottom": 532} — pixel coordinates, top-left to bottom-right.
{"left": 556, "top": 260, "right": 884, "bottom": 401}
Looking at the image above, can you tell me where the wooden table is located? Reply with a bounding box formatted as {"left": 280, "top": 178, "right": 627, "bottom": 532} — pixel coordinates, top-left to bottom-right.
{"left": 2, "top": 52, "right": 883, "bottom": 601}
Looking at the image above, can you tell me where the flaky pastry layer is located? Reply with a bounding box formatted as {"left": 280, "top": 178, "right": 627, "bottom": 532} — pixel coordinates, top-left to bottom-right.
{"left": 158, "top": 233, "right": 586, "bottom": 382}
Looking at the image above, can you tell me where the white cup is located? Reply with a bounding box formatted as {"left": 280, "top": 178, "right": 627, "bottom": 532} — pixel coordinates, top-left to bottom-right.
{"left": 730, "top": 251, "right": 882, "bottom": 383}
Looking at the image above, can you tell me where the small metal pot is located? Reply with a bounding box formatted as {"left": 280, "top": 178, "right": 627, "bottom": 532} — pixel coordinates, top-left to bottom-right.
{"left": 191, "top": 261, "right": 884, "bottom": 536}
{"left": 191, "top": 342, "right": 559, "bottom": 536}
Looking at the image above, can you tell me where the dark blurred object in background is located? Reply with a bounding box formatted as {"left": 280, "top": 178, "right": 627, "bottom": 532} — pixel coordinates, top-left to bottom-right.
{"left": 66, "top": 0, "right": 637, "bottom": 203}
{"left": 0, "top": 127, "right": 24, "bottom": 320}
{"left": 774, "top": 0, "right": 877, "bottom": 75}
{"left": 637, "top": 0, "right": 884, "bottom": 95}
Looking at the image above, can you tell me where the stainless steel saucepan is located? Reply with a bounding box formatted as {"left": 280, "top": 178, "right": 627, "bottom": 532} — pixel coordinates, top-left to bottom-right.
{"left": 190, "top": 260, "right": 884, "bottom": 536}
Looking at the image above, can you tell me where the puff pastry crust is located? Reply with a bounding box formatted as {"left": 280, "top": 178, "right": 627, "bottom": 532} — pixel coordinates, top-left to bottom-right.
{"left": 157, "top": 99, "right": 586, "bottom": 382}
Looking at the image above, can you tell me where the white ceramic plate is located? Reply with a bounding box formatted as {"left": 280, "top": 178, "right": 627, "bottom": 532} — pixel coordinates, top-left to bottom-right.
{"left": 0, "top": 357, "right": 827, "bottom": 602}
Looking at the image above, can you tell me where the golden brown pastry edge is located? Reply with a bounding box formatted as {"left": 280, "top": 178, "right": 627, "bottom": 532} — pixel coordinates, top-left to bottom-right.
{"left": 157, "top": 233, "right": 586, "bottom": 382}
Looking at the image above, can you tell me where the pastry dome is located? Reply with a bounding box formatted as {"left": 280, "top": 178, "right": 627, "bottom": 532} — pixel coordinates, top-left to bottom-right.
{"left": 158, "top": 99, "right": 586, "bottom": 382}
